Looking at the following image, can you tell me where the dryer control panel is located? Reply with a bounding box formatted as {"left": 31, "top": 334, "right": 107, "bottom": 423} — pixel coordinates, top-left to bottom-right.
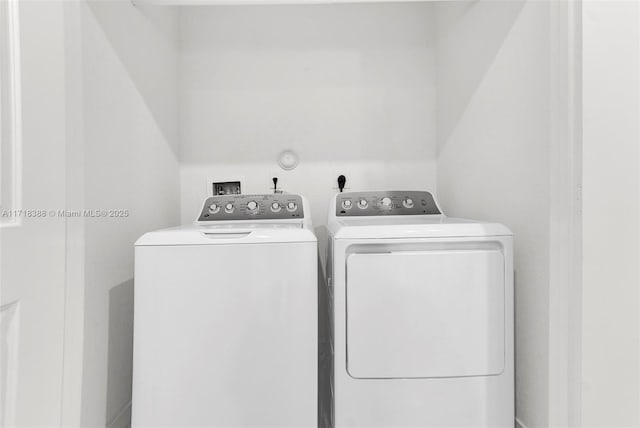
{"left": 198, "top": 194, "right": 304, "bottom": 221}
{"left": 336, "top": 191, "right": 440, "bottom": 217}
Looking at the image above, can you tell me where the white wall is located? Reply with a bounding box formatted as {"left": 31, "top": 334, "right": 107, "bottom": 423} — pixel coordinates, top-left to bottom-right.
{"left": 178, "top": 3, "right": 437, "bottom": 227}
{"left": 434, "top": 2, "right": 551, "bottom": 427}
{"left": 72, "top": 1, "right": 181, "bottom": 426}
{"left": 582, "top": 2, "right": 640, "bottom": 425}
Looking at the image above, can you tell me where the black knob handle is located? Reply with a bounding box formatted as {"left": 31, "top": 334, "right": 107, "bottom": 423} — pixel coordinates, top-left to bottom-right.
{"left": 337, "top": 175, "right": 346, "bottom": 193}
{"left": 272, "top": 177, "right": 278, "bottom": 193}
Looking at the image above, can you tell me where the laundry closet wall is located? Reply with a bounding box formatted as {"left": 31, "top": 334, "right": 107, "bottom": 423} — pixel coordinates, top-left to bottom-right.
{"left": 64, "top": 1, "right": 181, "bottom": 427}
{"left": 434, "top": 2, "right": 554, "bottom": 427}
{"left": 582, "top": 2, "right": 640, "bottom": 425}
{"left": 177, "top": 3, "right": 439, "bottom": 228}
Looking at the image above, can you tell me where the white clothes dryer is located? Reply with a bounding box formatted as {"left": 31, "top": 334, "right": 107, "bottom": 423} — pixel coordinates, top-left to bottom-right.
{"left": 133, "top": 194, "right": 317, "bottom": 427}
{"left": 322, "top": 191, "right": 514, "bottom": 427}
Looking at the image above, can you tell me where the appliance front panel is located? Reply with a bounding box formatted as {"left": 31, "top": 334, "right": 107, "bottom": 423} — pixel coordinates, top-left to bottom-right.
{"left": 133, "top": 242, "right": 317, "bottom": 427}
{"left": 346, "top": 244, "right": 505, "bottom": 379}
{"left": 197, "top": 194, "right": 304, "bottom": 222}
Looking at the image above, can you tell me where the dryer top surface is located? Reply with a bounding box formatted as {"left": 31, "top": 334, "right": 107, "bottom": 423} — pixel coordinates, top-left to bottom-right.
{"left": 329, "top": 215, "right": 511, "bottom": 240}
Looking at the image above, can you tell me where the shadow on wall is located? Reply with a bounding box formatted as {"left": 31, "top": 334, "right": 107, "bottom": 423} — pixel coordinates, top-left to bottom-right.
{"left": 84, "top": 0, "right": 179, "bottom": 159}
{"left": 435, "top": 0, "right": 525, "bottom": 152}
{"left": 106, "top": 279, "right": 135, "bottom": 428}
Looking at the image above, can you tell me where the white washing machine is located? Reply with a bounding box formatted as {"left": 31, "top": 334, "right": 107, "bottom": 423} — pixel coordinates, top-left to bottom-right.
{"left": 132, "top": 194, "right": 317, "bottom": 427}
{"left": 322, "top": 191, "right": 514, "bottom": 427}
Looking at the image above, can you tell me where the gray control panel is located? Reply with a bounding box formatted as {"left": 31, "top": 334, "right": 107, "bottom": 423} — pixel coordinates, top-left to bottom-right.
{"left": 336, "top": 191, "right": 440, "bottom": 217}
{"left": 198, "top": 194, "right": 304, "bottom": 221}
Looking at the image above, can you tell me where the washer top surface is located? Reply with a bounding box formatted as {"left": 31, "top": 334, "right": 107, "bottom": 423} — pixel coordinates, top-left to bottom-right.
{"left": 136, "top": 193, "right": 316, "bottom": 246}
{"left": 328, "top": 191, "right": 512, "bottom": 239}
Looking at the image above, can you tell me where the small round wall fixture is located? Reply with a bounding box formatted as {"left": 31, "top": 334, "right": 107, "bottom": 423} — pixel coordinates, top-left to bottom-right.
{"left": 277, "top": 150, "right": 299, "bottom": 171}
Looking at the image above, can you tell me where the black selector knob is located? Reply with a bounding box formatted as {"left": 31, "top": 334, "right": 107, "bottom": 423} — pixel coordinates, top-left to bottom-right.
{"left": 337, "top": 175, "right": 346, "bottom": 193}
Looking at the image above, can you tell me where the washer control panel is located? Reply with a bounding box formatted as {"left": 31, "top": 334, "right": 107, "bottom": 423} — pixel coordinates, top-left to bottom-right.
{"left": 198, "top": 194, "right": 304, "bottom": 221}
{"left": 336, "top": 191, "right": 440, "bottom": 217}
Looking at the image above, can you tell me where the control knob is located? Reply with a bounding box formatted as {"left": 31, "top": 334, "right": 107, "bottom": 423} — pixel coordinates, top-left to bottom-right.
{"left": 380, "top": 197, "right": 392, "bottom": 208}
{"left": 403, "top": 198, "right": 414, "bottom": 209}
{"left": 357, "top": 199, "right": 368, "bottom": 209}
{"left": 341, "top": 200, "right": 353, "bottom": 210}
{"left": 224, "top": 203, "right": 234, "bottom": 214}
{"left": 270, "top": 202, "right": 281, "bottom": 212}
{"left": 208, "top": 203, "right": 220, "bottom": 214}
{"left": 286, "top": 201, "right": 298, "bottom": 212}
{"left": 247, "top": 200, "right": 259, "bottom": 213}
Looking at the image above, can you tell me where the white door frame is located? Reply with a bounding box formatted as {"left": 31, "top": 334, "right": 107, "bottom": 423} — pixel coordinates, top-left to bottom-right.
{"left": 60, "top": 1, "right": 85, "bottom": 427}
{"left": 548, "top": 1, "right": 582, "bottom": 427}
{"left": 0, "top": 1, "right": 23, "bottom": 425}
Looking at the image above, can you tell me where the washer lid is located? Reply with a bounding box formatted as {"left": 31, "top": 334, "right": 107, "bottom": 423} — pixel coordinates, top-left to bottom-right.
{"left": 329, "top": 216, "right": 512, "bottom": 240}
{"left": 135, "top": 223, "right": 316, "bottom": 246}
